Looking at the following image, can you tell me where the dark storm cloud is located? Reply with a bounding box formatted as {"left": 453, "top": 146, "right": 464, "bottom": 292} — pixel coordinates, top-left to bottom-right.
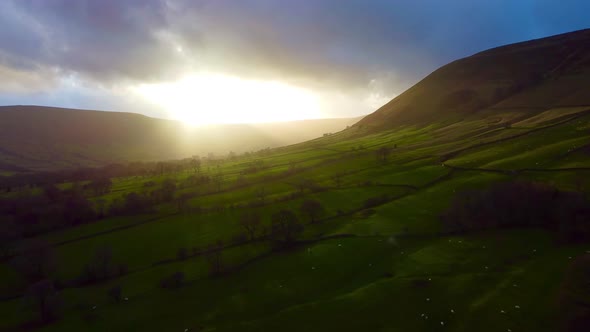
{"left": 176, "top": 0, "right": 590, "bottom": 92}
{"left": 0, "top": 0, "right": 186, "bottom": 83}
{"left": 0, "top": 0, "right": 589, "bottom": 110}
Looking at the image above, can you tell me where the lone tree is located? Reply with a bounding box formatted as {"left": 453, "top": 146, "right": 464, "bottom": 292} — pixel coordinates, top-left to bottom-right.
{"left": 294, "top": 178, "right": 319, "bottom": 194}
{"left": 160, "top": 179, "right": 177, "bottom": 201}
{"left": 81, "top": 245, "right": 114, "bottom": 283}
{"left": 190, "top": 157, "right": 201, "bottom": 173}
{"left": 213, "top": 173, "right": 224, "bottom": 192}
{"left": 176, "top": 193, "right": 191, "bottom": 213}
{"left": 376, "top": 146, "right": 392, "bottom": 163}
{"left": 239, "top": 213, "right": 261, "bottom": 241}
{"left": 299, "top": 199, "right": 325, "bottom": 224}
{"left": 270, "top": 209, "right": 303, "bottom": 248}
{"left": 205, "top": 240, "right": 224, "bottom": 277}
{"left": 24, "top": 279, "right": 62, "bottom": 323}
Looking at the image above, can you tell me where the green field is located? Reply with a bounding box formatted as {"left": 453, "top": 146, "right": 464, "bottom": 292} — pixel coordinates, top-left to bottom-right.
{"left": 1, "top": 103, "right": 589, "bottom": 331}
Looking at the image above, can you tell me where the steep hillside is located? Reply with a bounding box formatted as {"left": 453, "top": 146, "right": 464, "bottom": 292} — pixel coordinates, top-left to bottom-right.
{"left": 0, "top": 106, "right": 360, "bottom": 172}
{"left": 357, "top": 29, "right": 590, "bottom": 131}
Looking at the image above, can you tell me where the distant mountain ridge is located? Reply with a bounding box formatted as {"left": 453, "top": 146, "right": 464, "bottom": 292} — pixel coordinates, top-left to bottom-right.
{"left": 356, "top": 29, "right": 590, "bottom": 131}
{"left": 0, "top": 105, "right": 361, "bottom": 172}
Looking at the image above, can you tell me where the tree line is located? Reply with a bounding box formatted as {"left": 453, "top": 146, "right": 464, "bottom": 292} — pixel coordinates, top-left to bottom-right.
{"left": 441, "top": 181, "right": 590, "bottom": 243}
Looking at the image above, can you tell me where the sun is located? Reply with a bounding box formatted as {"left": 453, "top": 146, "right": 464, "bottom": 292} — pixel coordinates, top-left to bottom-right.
{"left": 133, "top": 73, "right": 322, "bottom": 125}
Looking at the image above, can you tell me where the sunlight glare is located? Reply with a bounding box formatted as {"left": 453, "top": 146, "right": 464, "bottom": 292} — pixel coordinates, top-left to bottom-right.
{"left": 133, "top": 73, "right": 321, "bottom": 125}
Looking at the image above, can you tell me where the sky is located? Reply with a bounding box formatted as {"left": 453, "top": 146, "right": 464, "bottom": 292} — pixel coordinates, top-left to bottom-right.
{"left": 0, "top": 0, "right": 589, "bottom": 124}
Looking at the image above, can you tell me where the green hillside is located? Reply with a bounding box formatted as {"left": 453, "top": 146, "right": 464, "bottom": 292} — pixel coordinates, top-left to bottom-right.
{"left": 358, "top": 29, "right": 590, "bottom": 130}
{"left": 0, "top": 30, "right": 589, "bottom": 332}
{"left": 0, "top": 106, "right": 360, "bottom": 172}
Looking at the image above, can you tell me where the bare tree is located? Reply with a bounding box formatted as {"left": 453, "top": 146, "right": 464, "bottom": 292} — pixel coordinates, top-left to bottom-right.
{"left": 294, "top": 178, "right": 319, "bottom": 194}
{"left": 213, "top": 173, "right": 223, "bottom": 192}
{"left": 300, "top": 199, "right": 325, "bottom": 224}
{"left": 23, "top": 279, "right": 62, "bottom": 323}
{"left": 176, "top": 193, "right": 191, "bottom": 212}
{"left": 270, "top": 209, "right": 303, "bottom": 248}
{"left": 239, "top": 213, "right": 261, "bottom": 240}
{"left": 376, "top": 146, "right": 392, "bottom": 163}
{"left": 191, "top": 157, "right": 201, "bottom": 173}
{"left": 205, "top": 240, "right": 224, "bottom": 277}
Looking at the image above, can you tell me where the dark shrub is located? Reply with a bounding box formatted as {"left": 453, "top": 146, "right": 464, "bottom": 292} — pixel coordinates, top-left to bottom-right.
{"left": 441, "top": 182, "right": 590, "bottom": 242}
{"left": 159, "top": 271, "right": 185, "bottom": 289}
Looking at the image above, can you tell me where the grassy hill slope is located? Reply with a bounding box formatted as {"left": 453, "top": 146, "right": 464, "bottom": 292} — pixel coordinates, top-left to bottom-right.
{"left": 0, "top": 106, "right": 360, "bottom": 172}
{"left": 357, "top": 28, "right": 590, "bottom": 131}
{"left": 0, "top": 30, "right": 589, "bottom": 332}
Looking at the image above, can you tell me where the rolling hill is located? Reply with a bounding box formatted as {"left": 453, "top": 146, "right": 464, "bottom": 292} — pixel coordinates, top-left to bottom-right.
{"left": 0, "top": 30, "right": 589, "bottom": 332}
{"left": 357, "top": 28, "right": 590, "bottom": 131}
{"left": 0, "top": 106, "right": 360, "bottom": 173}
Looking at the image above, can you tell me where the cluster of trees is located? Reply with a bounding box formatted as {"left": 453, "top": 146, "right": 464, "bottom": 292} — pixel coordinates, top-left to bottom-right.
{"left": 0, "top": 148, "right": 285, "bottom": 194}
{"left": 240, "top": 159, "right": 267, "bottom": 175}
{"left": 0, "top": 176, "right": 178, "bottom": 244}
{"left": 77, "top": 246, "right": 127, "bottom": 285}
{"left": 108, "top": 179, "right": 178, "bottom": 215}
{"left": 235, "top": 199, "right": 326, "bottom": 250}
{"left": 10, "top": 241, "right": 129, "bottom": 324}
{"left": 170, "top": 200, "right": 326, "bottom": 281}
{"left": 8, "top": 241, "right": 62, "bottom": 324}
{"left": 0, "top": 184, "right": 97, "bottom": 238}
{"left": 0, "top": 157, "right": 206, "bottom": 192}
{"left": 269, "top": 209, "right": 304, "bottom": 249}
{"left": 441, "top": 181, "right": 590, "bottom": 242}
